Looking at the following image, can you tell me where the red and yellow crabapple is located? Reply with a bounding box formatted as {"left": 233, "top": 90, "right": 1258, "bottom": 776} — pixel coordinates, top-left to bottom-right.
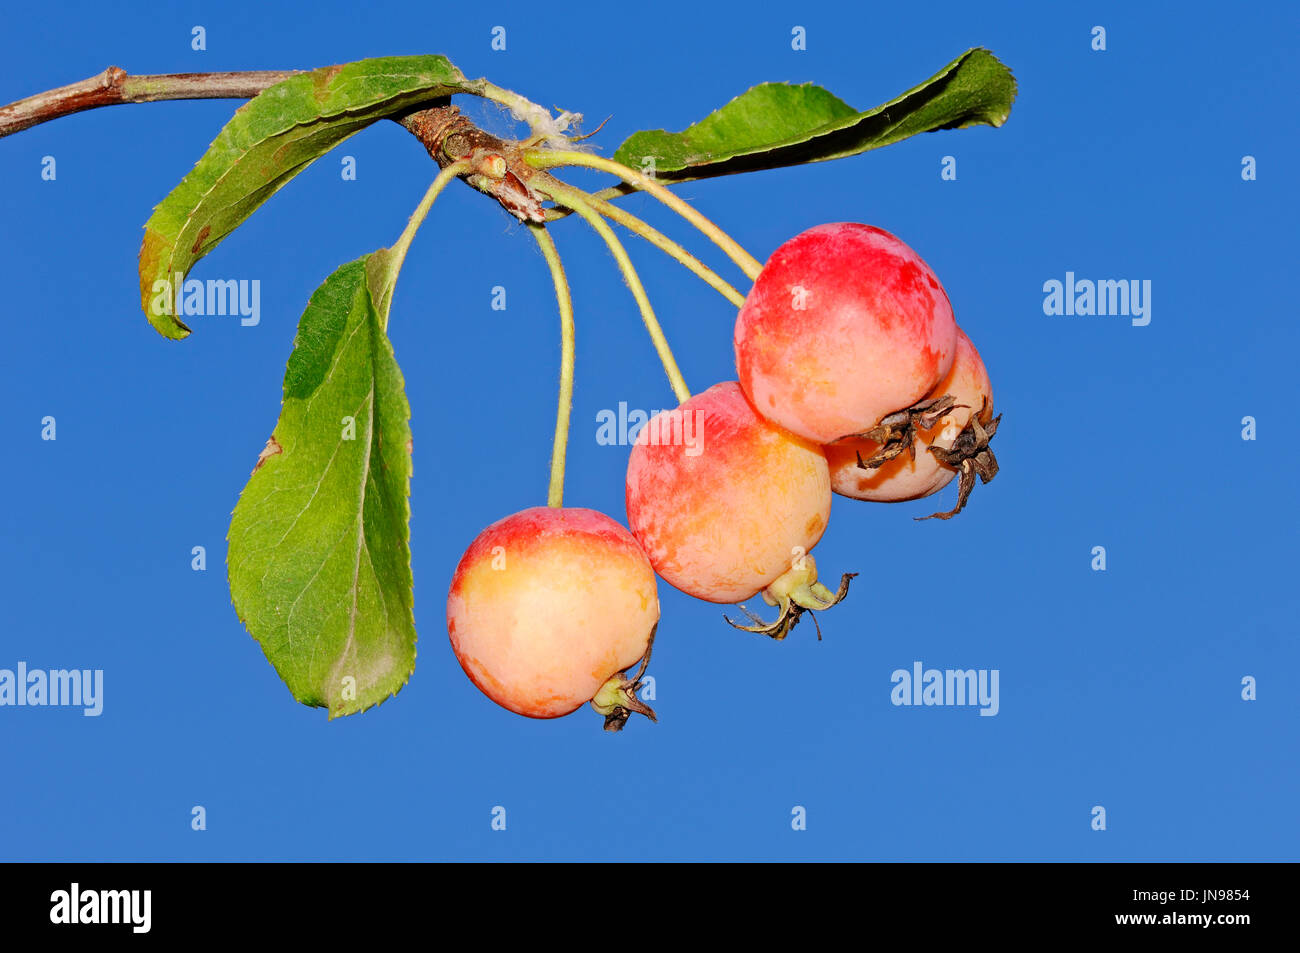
{"left": 447, "top": 507, "right": 658, "bottom": 728}
{"left": 735, "top": 222, "right": 958, "bottom": 444}
{"left": 825, "top": 328, "right": 994, "bottom": 507}
{"left": 625, "top": 381, "right": 851, "bottom": 639}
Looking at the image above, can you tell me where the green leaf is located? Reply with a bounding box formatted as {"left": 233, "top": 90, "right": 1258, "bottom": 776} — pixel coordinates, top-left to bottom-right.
{"left": 613, "top": 48, "right": 1016, "bottom": 181}
{"left": 139, "top": 55, "right": 468, "bottom": 339}
{"left": 227, "top": 252, "right": 415, "bottom": 718}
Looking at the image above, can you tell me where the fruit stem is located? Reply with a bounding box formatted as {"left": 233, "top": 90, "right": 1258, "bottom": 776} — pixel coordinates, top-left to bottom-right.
{"left": 543, "top": 192, "right": 746, "bottom": 308}
{"left": 535, "top": 179, "right": 692, "bottom": 405}
{"left": 528, "top": 224, "right": 576, "bottom": 509}
{"left": 524, "top": 149, "right": 764, "bottom": 282}
{"left": 377, "top": 159, "right": 473, "bottom": 327}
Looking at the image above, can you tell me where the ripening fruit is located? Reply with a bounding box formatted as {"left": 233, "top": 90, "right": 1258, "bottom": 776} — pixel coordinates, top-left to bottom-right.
{"left": 826, "top": 328, "right": 993, "bottom": 502}
{"left": 735, "top": 222, "right": 958, "bottom": 444}
{"left": 447, "top": 507, "right": 658, "bottom": 724}
{"left": 625, "top": 381, "right": 831, "bottom": 605}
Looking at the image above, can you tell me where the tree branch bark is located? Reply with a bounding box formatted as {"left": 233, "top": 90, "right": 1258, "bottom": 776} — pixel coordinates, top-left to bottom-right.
{"left": 399, "top": 105, "right": 557, "bottom": 223}
{"left": 0, "top": 66, "right": 300, "bottom": 138}
{"left": 0, "top": 66, "right": 566, "bottom": 222}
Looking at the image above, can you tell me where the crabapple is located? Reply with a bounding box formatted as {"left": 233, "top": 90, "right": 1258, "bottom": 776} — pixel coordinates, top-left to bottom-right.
{"left": 825, "top": 328, "right": 993, "bottom": 504}
{"left": 625, "top": 381, "right": 850, "bottom": 638}
{"left": 735, "top": 222, "right": 957, "bottom": 444}
{"left": 447, "top": 506, "right": 658, "bottom": 727}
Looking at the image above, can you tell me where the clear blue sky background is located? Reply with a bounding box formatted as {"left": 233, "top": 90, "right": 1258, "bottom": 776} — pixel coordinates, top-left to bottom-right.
{"left": 1, "top": 1, "right": 1295, "bottom": 861}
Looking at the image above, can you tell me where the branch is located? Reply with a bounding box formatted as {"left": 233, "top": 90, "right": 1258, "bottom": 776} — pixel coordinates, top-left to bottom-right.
{"left": 0, "top": 66, "right": 300, "bottom": 138}
{"left": 399, "top": 104, "right": 561, "bottom": 223}
{"left": 0, "top": 66, "right": 563, "bottom": 224}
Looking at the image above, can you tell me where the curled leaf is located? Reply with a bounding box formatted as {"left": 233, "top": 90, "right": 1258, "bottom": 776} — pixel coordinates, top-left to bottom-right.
{"left": 139, "top": 55, "right": 470, "bottom": 338}
{"left": 614, "top": 48, "right": 1016, "bottom": 183}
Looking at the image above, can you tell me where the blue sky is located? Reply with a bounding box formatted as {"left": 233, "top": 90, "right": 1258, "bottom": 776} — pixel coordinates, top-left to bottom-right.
{"left": 0, "top": 1, "right": 1295, "bottom": 860}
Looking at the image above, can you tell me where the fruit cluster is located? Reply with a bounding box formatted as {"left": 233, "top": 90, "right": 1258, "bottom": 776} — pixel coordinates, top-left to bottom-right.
{"left": 448, "top": 222, "right": 1000, "bottom": 729}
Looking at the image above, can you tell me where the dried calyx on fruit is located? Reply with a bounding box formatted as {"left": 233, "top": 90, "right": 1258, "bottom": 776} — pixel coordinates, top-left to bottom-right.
{"left": 851, "top": 396, "right": 962, "bottom": 470}
{"left": 724, "top": 554, "right": 855, "bottom": 641}
{"left": 822, "top": 328, "right": 999, "bottom": 517}
{"left": 919, "top": 399, "right": 1001, "bottom": 520}
{"left": 589, "top": 625, "right": 659, "bottom": 731}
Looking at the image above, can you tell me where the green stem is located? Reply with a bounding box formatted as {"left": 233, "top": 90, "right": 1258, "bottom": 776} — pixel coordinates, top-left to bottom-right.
{"left": 387, "top": 160, "right": 472, "bottom": 277}
{"left": 562, "top": 191, "right": 745, "bottom": 308}
{"left": 528, "top": 224, "right": 576, "bottom": 509}
{"left": 525, "top": 149, "right": 763, "bottom": 281}
{"left": 543, "top": 184, "right": 633, "bottom": 222}
{"left": 376, "top": 160, "right": 472, "bottom": 327}
{"left": 536, "top": 180, "right": 691, "bottom": 405}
